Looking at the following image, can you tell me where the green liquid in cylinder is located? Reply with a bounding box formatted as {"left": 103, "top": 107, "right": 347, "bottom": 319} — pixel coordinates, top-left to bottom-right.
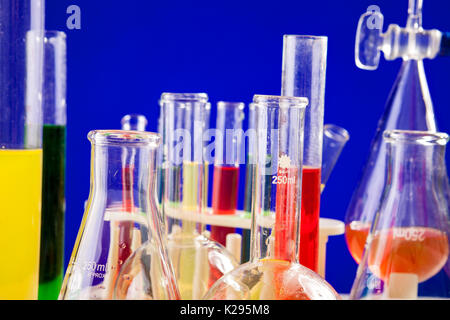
{"left": 38, "top": 124, "right": 66, "bottom": 300}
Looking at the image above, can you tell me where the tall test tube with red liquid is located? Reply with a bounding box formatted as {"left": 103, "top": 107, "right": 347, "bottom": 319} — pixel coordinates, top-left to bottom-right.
{"left": 281, "top": 35, "right": 327, "bottom": 272}
{"left": 210, "top": 102, "right": 245, "bottom": 246}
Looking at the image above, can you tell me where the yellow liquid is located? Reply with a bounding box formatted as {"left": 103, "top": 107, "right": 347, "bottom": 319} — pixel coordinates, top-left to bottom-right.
{"left": 177, "top": 161, "right": 203, "bottom": 299}
{"left": 0, "top": 149, "right": 42, "bottom": 299}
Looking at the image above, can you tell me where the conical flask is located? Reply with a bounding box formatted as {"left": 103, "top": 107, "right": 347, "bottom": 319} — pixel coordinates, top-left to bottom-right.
{"left": 204, "top": 95, "right": 340, "bottom": 300}
{"left": 345, "top": 1, "right": 440, "bottom": 264}
{"left": 350, "top": 130, "right": 450, "bottom": 300}
{"left": 59, "top": 130, "right": 179, "bottom": 300}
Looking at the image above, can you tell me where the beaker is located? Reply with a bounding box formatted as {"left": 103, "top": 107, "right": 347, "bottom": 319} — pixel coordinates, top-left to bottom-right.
{"left": 345, "top": 0, "right": 439, "bottom": 265}
{"left": 281, "top": 35, "right": 327, "bottom": 272}
{"left": 204, "top": 95, "right": 340, "bottom": 300}
{"left": 39, "top": 30, "right": 67, "bottom": 300}
{"left": 210, "top": 101, "right": 245, "bottom": 246}
{"left": 350, "top": 130, "right": 450, "bottom": 300}
{"left": 321, "top": 124, "right": 350, "bottom": 191}
{"left": 0, "top": 0, "right": 44, "bottom": 300}
{"left": 60, "top": 130, "right": 179, "bottom": 300}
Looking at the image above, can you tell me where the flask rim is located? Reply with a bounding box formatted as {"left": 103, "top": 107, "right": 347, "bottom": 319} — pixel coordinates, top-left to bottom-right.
{"left": 283, "top": 34, "right": 328, "bottom": 42}
{"left": 160, "top": 92, "right": 208, "bottom": 104}
{"left": 324, "top": 124, "right": 350, "bottom": 143}
{"left": 253, "top": 94, "right": 309, "bottom": 109}
{"left": 383, "top": 130, "right": 449, "bottom": 146}
{"left": 217, "top": 101, "right": 245, "bottom": 110}
{"left": 87, "top": 129, "right": 160, "bottom": 147}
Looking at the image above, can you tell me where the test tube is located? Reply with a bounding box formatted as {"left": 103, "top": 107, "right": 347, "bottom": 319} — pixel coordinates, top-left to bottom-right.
{"left": 321, "top": 124, "right": 350, "bottom": 191}
{"left": 39, "top": 31, "right": 67, "bottom": 300}
{"left": 161, "top": 93, "right": 208, "bottom": 298}
{"left": 241, "top": 103, "right": 256, "bottom": 263}
{"left": 161, "top": 93, "right": 208, "bottom": 230}
{"left": 281, "top": 35, "right": 328, "bottom": 272}
{"left": 210, "top": 101, "right": 245, "bottom": 246}
{"left": 0, "top": 0, "right": 44, "bottom": 300}
{"left": 121, "top": 114, "right": 148, "bottom": 131}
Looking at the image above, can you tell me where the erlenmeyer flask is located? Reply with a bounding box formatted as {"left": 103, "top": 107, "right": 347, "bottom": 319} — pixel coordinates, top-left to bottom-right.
{"left": 345, "top": 1, "right": 439, "bottom": 264}
{"left": 350, "top": 130, "right": 450, "bottom": 300}
{"left": 60, "top": 130, "right": 179, "bottom": 300}
{"left": 204, "top": 95, "right": 340, "bottom": 300}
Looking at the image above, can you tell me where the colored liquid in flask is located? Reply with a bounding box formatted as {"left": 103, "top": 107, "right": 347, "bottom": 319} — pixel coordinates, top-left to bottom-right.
{"left": 345, "top": 221, "right": 371, "bottom": 264}
{"left": 39, "top": 124, "right": 66, "bottom": 300}
{"left": 0, "top": 149, "right": 42, "bottom": 299}
{"left": 299, "top": 166, "right": 321, "bottom": 272}
{"left": 368, "top": 227, "right": 449, "bottom": 283}
{"left": 211, "top": 165, "right": 239, "bottom": 245}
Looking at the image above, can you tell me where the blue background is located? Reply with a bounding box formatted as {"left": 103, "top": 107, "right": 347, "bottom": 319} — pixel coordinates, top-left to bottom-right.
{"left": 45, "top": 0, "right": 450, "bottom": 294}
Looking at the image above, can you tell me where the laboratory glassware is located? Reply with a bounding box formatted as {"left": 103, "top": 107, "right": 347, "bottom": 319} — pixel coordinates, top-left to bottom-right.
{"left": 281, "top": 35, "right": 328, "bottom": 272}
{"left": 60, "top": 130, "right": 179, "bottom": 300}
{"left": 345, "top": 0, "right": 446, "bottom": 264}
{"left": 39, "top": 30, "right": 67, "bottom": 300}
{"left": 0, "top": 0, "right": 44, "bottom": 300}
{"left": 321, "top": 124, "right": 350, "bottom": 191}
{"left": 242, "top": 103, "right": 256, "bottom": 263}
{"left": 121, "top": 114, "right": 148, "bottom": 132}
{"left": 122, "top": 93, "right": 238, "bottom": 300}
{"left": 204, "top": 95, "right": 340, "bottom": 300}
{"left": 210, "top": 101, "right": 245, "bottom": 246}
{"left": 350, "top": 130, "right": 450, "bottom": 300}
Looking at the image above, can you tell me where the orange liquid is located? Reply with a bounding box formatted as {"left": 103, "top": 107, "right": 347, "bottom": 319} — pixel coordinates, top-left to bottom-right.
{"left": 368, "top": 227, "right": 449, "bottom": 283}
{"left": 345, "top": 221, "right": 371, "bottom": 264}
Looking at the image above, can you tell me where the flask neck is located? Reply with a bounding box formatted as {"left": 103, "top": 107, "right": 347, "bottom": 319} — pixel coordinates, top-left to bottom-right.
{"left": 383, "top": 60, "right": 436, "bottom": 132}
{"left": 385, "top": 131, "right": 449, "bottom": 197}
{"left": 406, "top": 0, "right": 423, "bottom": 30}
{"left": 87, "top": 131, "right": 161, "bottom": 233}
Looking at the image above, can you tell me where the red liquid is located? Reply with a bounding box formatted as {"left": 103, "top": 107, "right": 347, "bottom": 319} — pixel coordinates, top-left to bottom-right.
{"left": 211, "top": 165, "right": 239, "bottom": 245}
{"left": 118, "top": 166, "right": 134, "bottom": 270}
{"left": 298, "top": 166, "right": 321, "bottom": 272}
{"left": 274, "top": 167, "right": 298, "bottom": 261}
{"left": 345, "top": 221, "right": 371, "bottom": 264}
{"left": 368, "top": 227, "right": 449, "bottom": 282}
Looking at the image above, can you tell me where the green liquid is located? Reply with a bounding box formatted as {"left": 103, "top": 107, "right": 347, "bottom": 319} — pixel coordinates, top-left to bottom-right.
{"left": 241, "top": 160, "right": 255, "bottom": 263}
{"left": 38, "top": 124, "right": 66, "bottom": 300}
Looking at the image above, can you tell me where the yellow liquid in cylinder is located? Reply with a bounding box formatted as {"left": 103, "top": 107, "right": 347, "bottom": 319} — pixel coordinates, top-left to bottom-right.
{"left": 0, "top": 149, "right": 42, "bottom": 299}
